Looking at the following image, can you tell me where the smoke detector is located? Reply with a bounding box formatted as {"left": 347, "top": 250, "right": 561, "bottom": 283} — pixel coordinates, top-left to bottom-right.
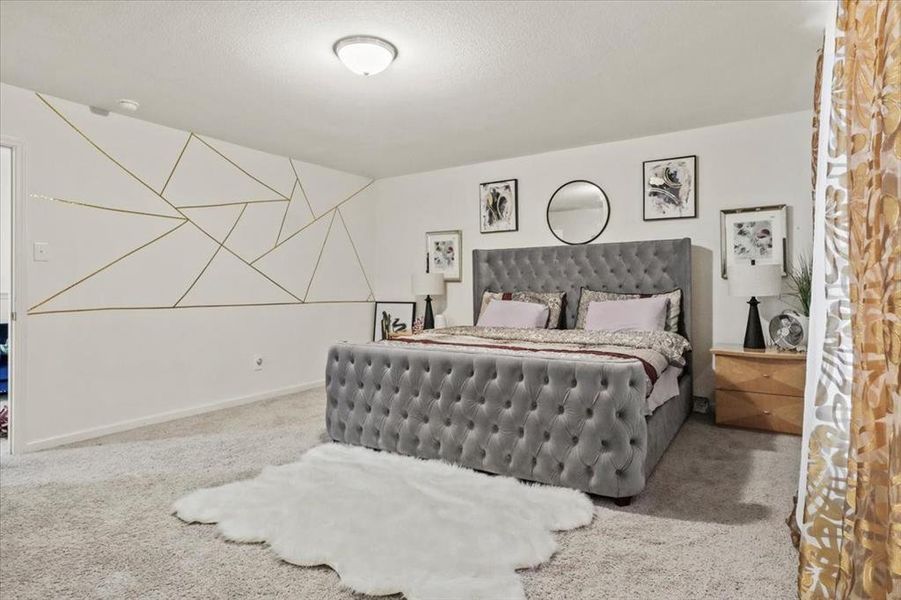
{"left": 117, "top": 99, "right": 140, "bottom": 112}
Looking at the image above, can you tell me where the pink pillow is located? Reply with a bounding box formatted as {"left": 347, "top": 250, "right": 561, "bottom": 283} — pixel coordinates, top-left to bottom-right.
{"left": 476, "top": 300, "right": 550, "bottom": 329}
{"left": 584, "top": 296, "right": 669, "bottom": 332}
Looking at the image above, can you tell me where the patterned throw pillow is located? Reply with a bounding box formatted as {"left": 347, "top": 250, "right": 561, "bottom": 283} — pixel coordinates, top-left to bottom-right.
{"left": 478, "top": 291, "right": 566, "bottom": 329}
{"left": 575, "top": 288, "right": 682, "bottom": 332}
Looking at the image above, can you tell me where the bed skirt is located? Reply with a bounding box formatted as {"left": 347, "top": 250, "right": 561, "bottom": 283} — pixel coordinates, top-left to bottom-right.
{"left": 325, "top": 342, "right": 691, "bottom": 500}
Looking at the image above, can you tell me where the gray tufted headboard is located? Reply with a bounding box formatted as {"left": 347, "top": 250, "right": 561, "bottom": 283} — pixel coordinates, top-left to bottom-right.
{"left": 472, "top": 238, "right": 692, "bottom": 339}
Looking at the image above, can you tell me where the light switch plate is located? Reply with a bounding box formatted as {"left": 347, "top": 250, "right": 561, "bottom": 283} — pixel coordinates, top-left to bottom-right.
{"left": 33, "top": 242, "right": 50, "bottom": 262}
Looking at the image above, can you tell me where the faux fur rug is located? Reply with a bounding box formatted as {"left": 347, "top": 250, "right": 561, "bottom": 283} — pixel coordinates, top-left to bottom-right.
{"left": 173, "top": 443, "right": 594, "bottom": 600}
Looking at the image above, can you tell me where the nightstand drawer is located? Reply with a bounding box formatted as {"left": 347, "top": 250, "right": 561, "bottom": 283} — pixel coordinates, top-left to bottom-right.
{"left": 715, "top": 389, "right": 803, "bottom": 435}
{"left": 715, "top": 355, "right": 805, "bottom": 397}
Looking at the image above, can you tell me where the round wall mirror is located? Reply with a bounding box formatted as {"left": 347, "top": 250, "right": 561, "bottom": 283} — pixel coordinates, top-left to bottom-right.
{"left": 546, "top": 180, "right": 610, "bottom": 245}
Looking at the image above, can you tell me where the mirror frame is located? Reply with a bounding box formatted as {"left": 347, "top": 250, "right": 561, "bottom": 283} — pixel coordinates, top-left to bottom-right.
{"left": 545, "top": 179, "right": 611, "bottom": 245}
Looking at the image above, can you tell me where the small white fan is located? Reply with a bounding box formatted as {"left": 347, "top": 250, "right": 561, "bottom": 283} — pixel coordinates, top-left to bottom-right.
{"left": 769, "top": 311, "right": 809, "bottom": 351}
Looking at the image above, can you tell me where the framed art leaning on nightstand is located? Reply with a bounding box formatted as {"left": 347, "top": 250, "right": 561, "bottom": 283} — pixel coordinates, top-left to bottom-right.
{"left": 373, "top": 301, "right": 416, "bottom": 341}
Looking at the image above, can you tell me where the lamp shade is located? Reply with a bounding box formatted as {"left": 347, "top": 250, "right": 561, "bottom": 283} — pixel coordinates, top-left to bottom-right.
{"left": 728, "top": 263, "right": 782, "bottom": 297}
{"left": 412, "top": 272, "right": 445, "bottom": 297}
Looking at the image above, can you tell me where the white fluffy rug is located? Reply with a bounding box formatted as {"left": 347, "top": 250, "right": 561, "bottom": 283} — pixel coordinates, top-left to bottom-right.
{"left": 173, "top": 443, "right": 594, "bottom": 600}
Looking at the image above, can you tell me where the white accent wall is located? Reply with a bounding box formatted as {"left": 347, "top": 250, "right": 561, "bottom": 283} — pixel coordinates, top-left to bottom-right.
{"left": 370, "top": 111, "right": 814, "bottom": 398}
{"left": 0, "top": 83, "right": 378, "bottom": 450}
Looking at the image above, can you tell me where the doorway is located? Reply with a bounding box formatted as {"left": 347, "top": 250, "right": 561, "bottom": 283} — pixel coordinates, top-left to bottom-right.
{"left": 0, "top": 137, "right": 23, "bottom": 455}
{"left": 0, "top": 144, "right": 11, "bottom": 454}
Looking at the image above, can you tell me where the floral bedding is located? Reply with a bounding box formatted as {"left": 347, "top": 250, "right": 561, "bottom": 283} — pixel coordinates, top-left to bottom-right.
{"left": 383, "top": 326, "right": 691, "bottom": 395}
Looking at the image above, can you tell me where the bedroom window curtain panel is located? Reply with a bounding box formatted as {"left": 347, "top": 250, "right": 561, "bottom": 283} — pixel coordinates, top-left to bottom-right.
{"left": 797, "top": 1, "right": 900, "bottom": 598}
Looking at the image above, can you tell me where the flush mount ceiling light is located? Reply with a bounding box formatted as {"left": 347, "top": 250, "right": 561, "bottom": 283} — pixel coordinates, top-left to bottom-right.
{"left": 334, "top": 36, "right": 396, "bottom": 76}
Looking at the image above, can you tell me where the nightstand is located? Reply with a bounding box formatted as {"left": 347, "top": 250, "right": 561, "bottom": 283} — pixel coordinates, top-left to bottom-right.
{"left": 711, "top": 345, "right": 806, "bottom": 435}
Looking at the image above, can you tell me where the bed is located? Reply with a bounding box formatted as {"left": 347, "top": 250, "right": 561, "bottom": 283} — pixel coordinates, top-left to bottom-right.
{"left": 325, "top": 237, "right": 692, "bottom": 503}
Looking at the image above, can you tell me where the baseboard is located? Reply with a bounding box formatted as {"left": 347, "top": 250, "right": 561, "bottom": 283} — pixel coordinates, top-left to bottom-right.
{"left": 22, "top": 380, "right": 325, "bottom": 453}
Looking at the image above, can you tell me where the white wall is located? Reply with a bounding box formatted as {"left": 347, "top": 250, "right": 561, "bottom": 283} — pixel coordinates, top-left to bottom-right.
{"left": 0, "top": 83, "right": 379, "bottom": 450}
{"left": 371, "top": 111, "right": 814, "bottom": 398}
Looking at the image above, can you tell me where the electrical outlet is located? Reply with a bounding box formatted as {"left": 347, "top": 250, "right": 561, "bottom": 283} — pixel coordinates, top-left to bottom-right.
{"left": 252, "top": 355, "right": 264, "bottom": 371}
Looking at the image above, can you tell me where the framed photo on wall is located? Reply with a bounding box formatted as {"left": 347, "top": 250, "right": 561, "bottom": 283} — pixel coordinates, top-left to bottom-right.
{"left": 720, "top": 204, "right": 788, "bottom": 279}
{"left": 642, "top": 155, "right": 698, "bottom": 221}
{"left": 479, "top": 179, "right": 518, "bottom": 233}
{"left": 373, "top": 301, "right": 416, "bottom": 341}
{"left": 426, "top": 230, "right": 462, "bottom": 282}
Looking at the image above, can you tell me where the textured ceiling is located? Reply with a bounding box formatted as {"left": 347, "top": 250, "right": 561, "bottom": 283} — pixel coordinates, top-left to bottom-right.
{"left": 0, "top": 1, "right": 830, "bottom": 177}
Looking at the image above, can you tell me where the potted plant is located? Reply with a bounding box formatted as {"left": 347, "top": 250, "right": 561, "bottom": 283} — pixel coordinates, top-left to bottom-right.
{"left": 785, "top": 253, "right": 813, "bottom": 317}
{"left": 771, "top": 254, "right": 812, "bottom": 350}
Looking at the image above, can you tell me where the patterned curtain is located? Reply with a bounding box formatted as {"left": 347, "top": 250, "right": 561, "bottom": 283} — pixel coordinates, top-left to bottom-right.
{"left": 798, "top": 1, "right": 900, "bottom": 598}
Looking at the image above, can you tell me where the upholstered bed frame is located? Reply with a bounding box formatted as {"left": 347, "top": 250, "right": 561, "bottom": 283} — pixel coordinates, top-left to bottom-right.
{"left": 325, "top": 238, "right": 692, "bottom": 503}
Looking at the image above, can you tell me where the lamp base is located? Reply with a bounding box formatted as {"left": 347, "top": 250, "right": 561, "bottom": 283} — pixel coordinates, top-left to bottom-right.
{"left": 424, "top": 295, "right": 435, "bottom": 329}
{"left": 743, "top": 296, "right": 766, "bottom": 350}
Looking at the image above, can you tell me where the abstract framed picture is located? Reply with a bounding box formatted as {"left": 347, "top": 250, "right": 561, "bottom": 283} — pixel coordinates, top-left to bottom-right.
{"left": 642, "top": 155, "right": 698, "bottom": 221}
{"left": 479, "top": 179, "right": 518, "bottom": 233}
{"left": 720, "top": 204, "right": 788, "bottom": 279}
{"left": 372, "top": 301, "right": 416, "bottom": 341}
{"left": 426, "top": 230, "right": 462, "bottom": 282}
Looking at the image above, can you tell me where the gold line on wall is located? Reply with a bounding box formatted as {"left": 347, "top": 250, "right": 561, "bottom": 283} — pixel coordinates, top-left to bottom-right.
{"left": 28, "top": 300, "right": 375, "bottom": 315}
{"left": 173, "top": 203, "right": 248, "bottom": 307}
{"left": 36, "top": 96, "right": 300, "bottom": 304}
{"left": 185, "top": 219, "right": 305, "bottom": 303}
{"left": 336, "top": 207, "right": 375, "bottom": 298}
{"left": 30, "top": 194, "right": 186, "bottom": 220}
{"left": 301, "top": 300, "right": 374, "bottom": 305}
{"left": 334, "top": 180, "right": 374, "bottom": 212}
{"left": 35, "top": 93, "right": 181, "bottom": 215}
{"left": 288, "top": 159, "right": 317, "bottom": 220}
{"left": 160, "top": 132, "right": 193, "bottom": 196}
{"left": 250, "top": 207, "right": 330, "bottom": 264}
{"left": 192, "top": 135, "right": 290, "bottom": 201}
{"left": 256, "top": 180, "right": 373, "bottom": 262}
{"left": 174, "top": 198, "right": 288, "bottom": 209}
{"left": 28, "top": 220, "right": 189, "bottom": 313}
{"left": 275, "top": 179, "right": 298, "bottom": 248}
{"left": 33, "top": 92, "right": 375, "bottom": 313}
{"left": 303, "top": 210, "right": 337, "bottom": 301}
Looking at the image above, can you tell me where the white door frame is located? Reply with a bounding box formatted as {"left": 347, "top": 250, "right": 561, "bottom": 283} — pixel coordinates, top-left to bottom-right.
{"left": 1, "top": 135, "right": 28, "bottom": 454}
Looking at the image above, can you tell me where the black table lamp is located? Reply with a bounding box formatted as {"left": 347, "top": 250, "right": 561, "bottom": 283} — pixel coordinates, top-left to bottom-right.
{"left": 728, "top": 261, "right": 782, "bottom": 350}
{"left": 412, "top": 272, "right": 445, "bottom": 329}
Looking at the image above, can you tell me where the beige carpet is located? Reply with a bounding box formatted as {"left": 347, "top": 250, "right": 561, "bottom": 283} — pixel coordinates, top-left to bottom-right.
{"left": 0, "top": 389, "right": 801, "bottom": 599}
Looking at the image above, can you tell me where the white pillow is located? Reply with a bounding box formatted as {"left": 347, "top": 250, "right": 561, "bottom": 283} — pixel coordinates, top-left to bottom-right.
{"left": 476, "top": 300, "right": 550, "bottom": 329}
{"left": 584, "top": 296, "right": 669, "bottom": 332}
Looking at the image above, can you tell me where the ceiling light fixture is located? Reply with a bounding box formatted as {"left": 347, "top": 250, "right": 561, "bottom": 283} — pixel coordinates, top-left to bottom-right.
{"left": 334, "top": 36, "right": 396, "bottom": 76}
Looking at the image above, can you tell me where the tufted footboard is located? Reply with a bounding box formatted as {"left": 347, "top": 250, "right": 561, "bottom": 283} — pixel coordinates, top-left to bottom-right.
{"left": 325, "top": 342, "right": 657, "bottom": 499}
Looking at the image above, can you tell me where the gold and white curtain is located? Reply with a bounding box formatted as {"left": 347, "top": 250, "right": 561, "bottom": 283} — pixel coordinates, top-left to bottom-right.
{"left": 797, "top": 0, "right": 899, "bottom": 598}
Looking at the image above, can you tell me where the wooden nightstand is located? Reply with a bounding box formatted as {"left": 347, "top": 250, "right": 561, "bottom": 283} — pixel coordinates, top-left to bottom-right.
{"left": 711, "top": 345, "right": 806, "bottom": 435}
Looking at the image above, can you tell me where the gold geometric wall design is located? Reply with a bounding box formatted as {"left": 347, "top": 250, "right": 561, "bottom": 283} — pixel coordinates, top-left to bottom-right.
{"left": 27, "top": 92, "right": 376, "bottom": 315}
{"left": 226, "top": 201, "right": 292, "bottom": 263}
{"left": 277, "top": 179, "right": 316, "bottom": 245}
{"left": 164, "top": 135, "right": 288, "bottom": 207}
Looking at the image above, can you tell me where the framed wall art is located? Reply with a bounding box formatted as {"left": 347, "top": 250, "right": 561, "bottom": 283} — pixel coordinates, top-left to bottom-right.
{"left": 426, "top": 229, "right": 462, "bottom": 282}
{"left": 720, "top": 204, "right": 788, "bottom": 278}
{"left": 642, "top": 155, "right": 697, "bottom": 221}
{"left": 479, "top": 179, "right": 518, "bottom": 233}
{"left": 372, "top": 301, "right": 416, "bottom": 341}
